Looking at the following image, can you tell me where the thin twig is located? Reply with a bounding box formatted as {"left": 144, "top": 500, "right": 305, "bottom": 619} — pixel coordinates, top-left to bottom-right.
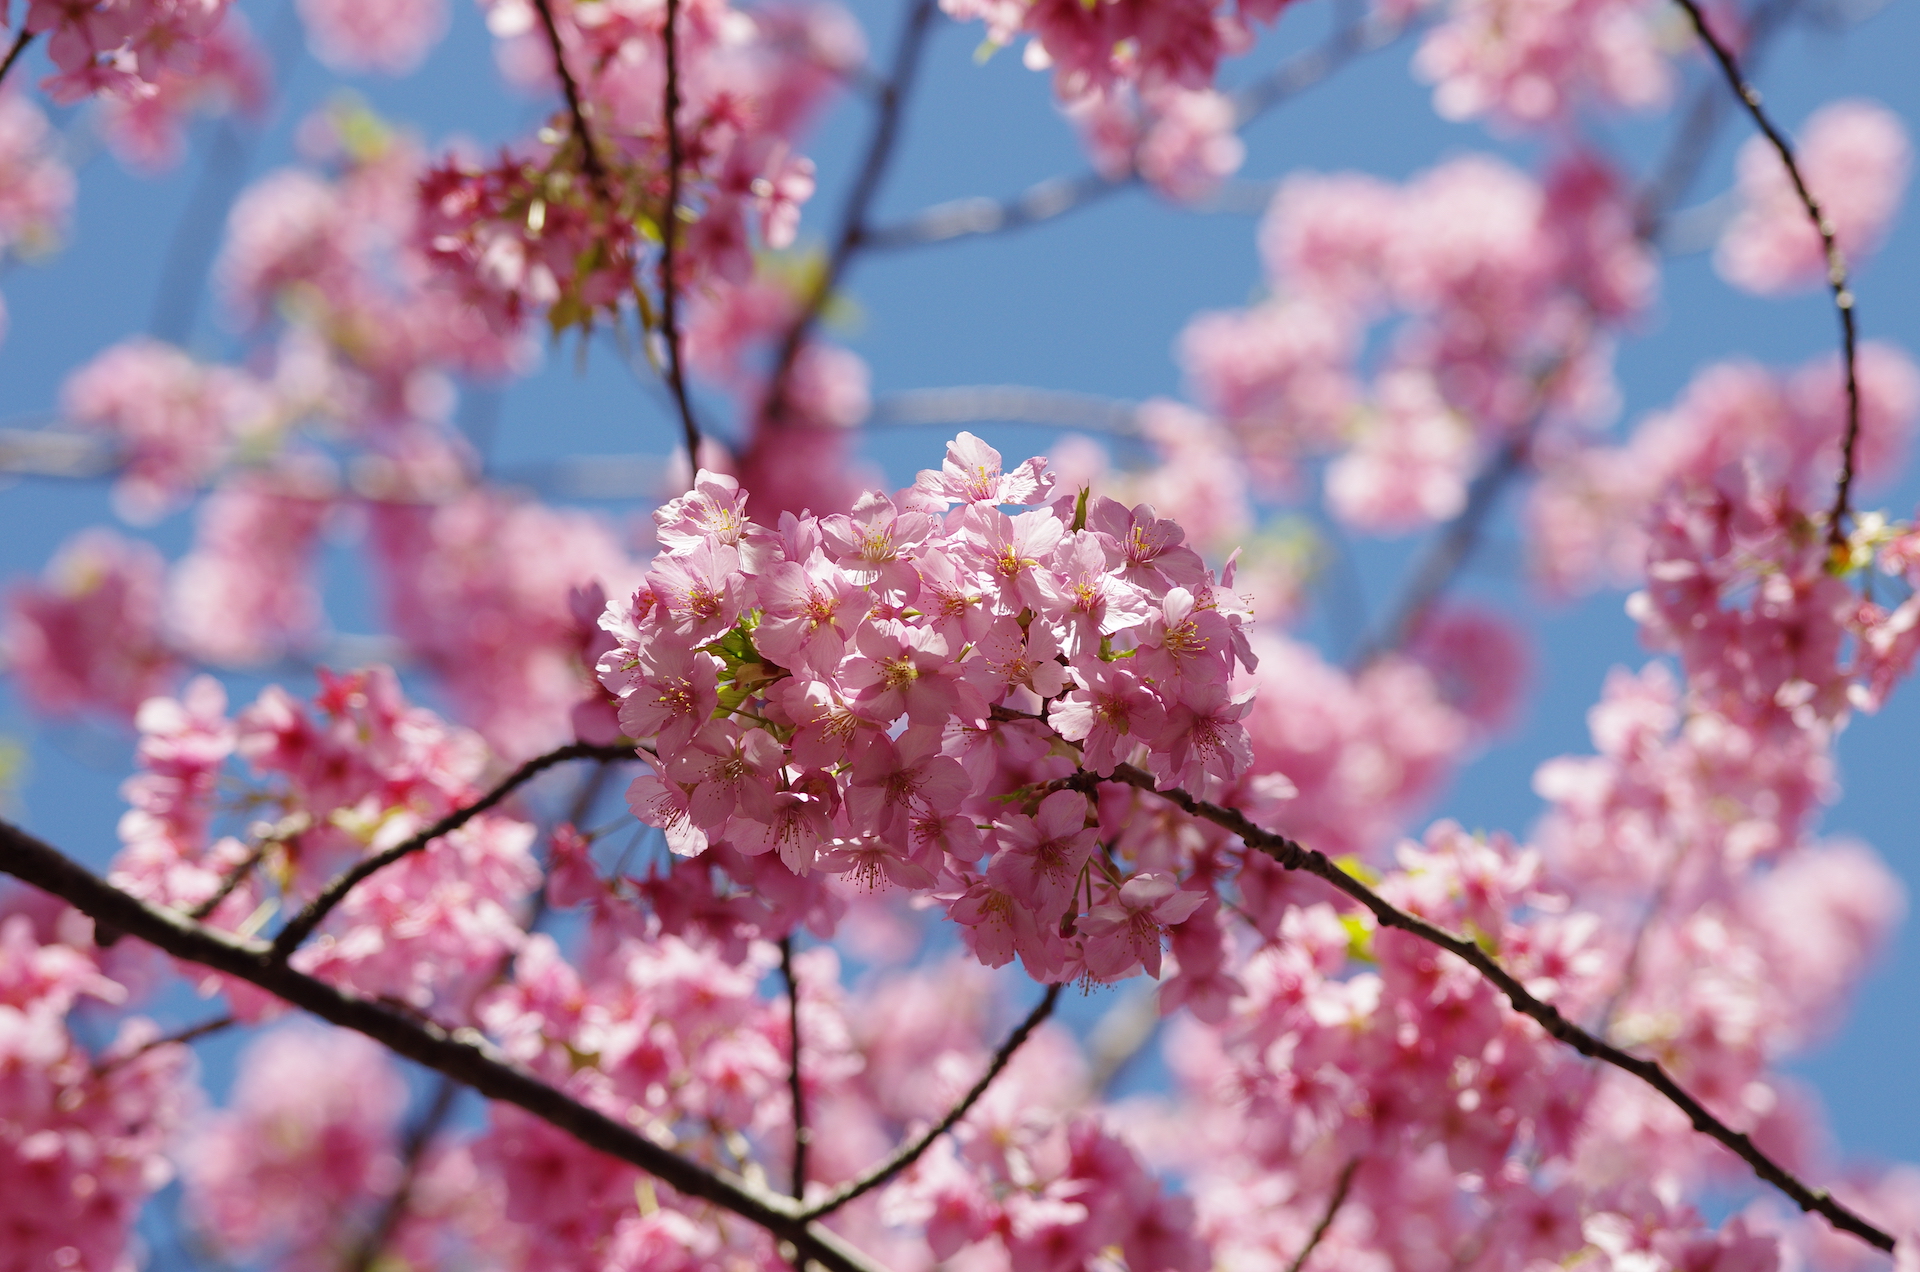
{"left": 346, "top": 760, "right": 612, "bottom": 1272}
{"left": 270, "top": 741, "right": 637, "bottom": 962}
{"left": 530, "top": 0, "right": 610, "bottom": 197}
{"left": 1595, "top": 840, "right": 1694, "bottom": 1036}
{"left": 344, "top": 1076, "right": 461, "bottom": 1272}
{"left": 0, "top": 820, "right": 889, "bottom": 1272}
{"left": 1635, "top": 0, "right": 1798, "bottom": 236}
{"left": 0, "top": 28, "right": 34, "bottom": 86}
{"left": 801, "top": 983, "right": 1062, "bottom": 1220}
{"left": 1285, "top": 1158, "right": 1360, "bottom": 1272}
{"left": 761, "top": 0, "right": 938, "bottom": 423}
{"left": 93, "top": 1013, "right": 237, "bottom": 1075}
{"left": 658, "top": 0, "right": 702, "bottom": 469}
{"left": 779, "top": 935, "right": 810, "bottom": 1200}
{"left": 189, "top": 812, "right": 311, "bottom": 922}
{"left": 1667, "top": 0, "right": 1862, "bottom": 546}
{"left": 1063, "top": 763, "right": 1894, "bottom": 1254}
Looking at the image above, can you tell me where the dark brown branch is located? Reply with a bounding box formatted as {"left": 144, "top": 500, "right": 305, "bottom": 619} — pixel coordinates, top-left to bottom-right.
{"left": 1070, "top": 763, "right": 1894, "bottom": 1253}
{"left": 1347, "top": 0, "right": 1806, "bottom": 660}
{"left": 347, "top": 760, "right": 611, "bottom": 1272}
{"left": 1667, "top": 0, "right": 1862, "bottom": 547}
{"left": 658, "top": 0, "right": 702, "bottom": 470}
{"left": 0, "top": 28, "right": 34, "bottom": 86}
{"left": 801, "top": 983, "right": 1062, "bottom": 1220}
{"left": 1285, "top": 1158, "right": 1360, "bottom": 1272}
{"left": 0, "top": 820, "right": 889, "bottom": 1272}
{"left": 345, "top": 1075, "right": 461, "bottom": 1272}
{"left": 531, "top": 0, "right": 611, "bottom": 198}
{"left": 779, "top": 935, "right": 811, "bottom": 1200}
{"left": 761, "top": 0, "right": 939, "bottom": 423}
{"left": 270, "top": 741, "right": 637, "bottom": 962}
{"left": 1636, "top": 0, "right": 1798, "bottom": 236}
{"left": 94, "top": 1013, "right": 237, "bottom": 1076}
{"left": 190, "top": 812, "right": 310, "bottom": 922}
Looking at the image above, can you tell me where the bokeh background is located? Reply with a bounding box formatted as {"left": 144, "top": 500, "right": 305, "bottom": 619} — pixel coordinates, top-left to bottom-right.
{"left": 1, "top": 0, "right": 1917, "bottom": 1254}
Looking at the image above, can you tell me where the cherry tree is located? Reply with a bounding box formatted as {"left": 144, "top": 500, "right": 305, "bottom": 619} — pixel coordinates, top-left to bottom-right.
{"left": 0, "top": 0, "right": 1915, "bottom": 1268}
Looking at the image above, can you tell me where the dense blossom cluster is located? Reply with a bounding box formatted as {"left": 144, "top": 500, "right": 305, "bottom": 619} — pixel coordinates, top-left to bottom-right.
{"left": 0, "top": 892, "right": 191, "bottom": 1271}
{"left": 418, "top": 0, "right": 857, "bottom": 331}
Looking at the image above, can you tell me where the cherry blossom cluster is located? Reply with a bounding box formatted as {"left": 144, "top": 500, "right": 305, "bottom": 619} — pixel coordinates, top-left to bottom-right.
{"left": 107, "top": 668, "right": 542, "bottom": 1015}
{"left": 590, "top": 433, "right": 1258, "bottom": 983}
{"left": 91, "top": 12, "right": 265, "bottom": 171}
{"left": 1521, "top": 343, "right": 1920, "bottom": 724}
{"left": 1174, "top": 151, "right": 1650, "bottom": 535}
{"left": 4, "top": 527, "right": 178, "bottom": 717}
{"left": 419, "top": 0, "right": 859, "bottom": 337}
{"left": 14, "top": 0, "right": 234, "bottom": 102}
{"left": 0, "top": 891, "right": 194, "bottom": 1272}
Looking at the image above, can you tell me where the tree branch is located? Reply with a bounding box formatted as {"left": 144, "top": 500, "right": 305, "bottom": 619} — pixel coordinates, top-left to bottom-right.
{"left": 1636, "top": 0, "right": 1799, "bottom": 236}
{"left": 0, "top": 28, "right": 34, "bottom": 87}
{"left": 779, "top": 935, "right": 810, "bottom": 1200}
{"left": 0, "top": 820, "right": 891, "bottom": 1272}
{"left": 269, "top": 741, "right": 637, "bottom": 962}
{"left": 862, "top": 171, "right": 1131, "bottom": 251}
{"left": 1667, "top": 0, "right": 1862, "bottom": 547}
{"left": 800, "top": 983, "right": 1062, "bottom": 1220}
{"left": 1082, "top": 980, "right": 1159, "bottom": 1096}
{"left": 531, "top": 0, "right": 611, "bottom": 198}
{"left": 1285, "top": 1157, "right": 1360, "bottom": 1272}
{"left": 1067, "top": 763, "right": 1895, "bottom": 1253}
{"left": 658, "top": 0, "right": 702, "bottom": 470}
{"left": 189, "top": 812, "right": 310, "bottom": 922}
{"left": 762, "top": 0, "right": 939, "bottom": 423}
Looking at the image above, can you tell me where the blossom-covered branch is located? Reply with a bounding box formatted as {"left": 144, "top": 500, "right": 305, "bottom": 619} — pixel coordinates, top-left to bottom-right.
{"left": 1073, "top": 761, "right": 1898, "bottom": 1253}
{"left": 270, "top": 740, "right": 638, "bottom": 961}
{"left": 1668, "top": 0, "right": 1863, "bottom": 545}
{"left": 0, "top": 819, "right": 892, "bottom": 1272}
